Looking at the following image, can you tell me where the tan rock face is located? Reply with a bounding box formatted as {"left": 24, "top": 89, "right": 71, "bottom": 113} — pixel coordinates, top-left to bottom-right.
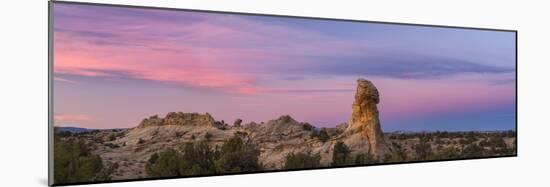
{"left": 347, "top": 78, "right": 387, "bottom": 156}
{"left": 137, "top": 112, "right": 215, "bottom": 129}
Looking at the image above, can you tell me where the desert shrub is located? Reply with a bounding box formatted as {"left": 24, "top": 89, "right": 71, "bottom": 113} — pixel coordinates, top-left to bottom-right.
{"left": 437, "top": 131, "right": 449, "bottom": 139}
{"left": 354, "top": 153, "right": 377, "bottom": 165}
{"left": 413, "top": 136, "right": 433, "bottom": 160}
{"left": 310, "top": 130, "right": 319, "bottom": 138}
{"left": 301, "top": 123, "right": 314, "bottom": 131}
{"left": 146, "top": 142, "right": 219, "bottom": 177}
{"left": 137, "top": 138, "right": 145, "bottom": 144}
{"left": 494, "top": 145, "right": 516, "bottom": 155}
{"left": 53, "top": 135, "right": 106, "bottom": 184}
{"left": 233, "top": 119, "right": 243, "bottom": 127}
{"left": 332, "top": 141, "right": 351, "bottom": 166}
{"left": 145, "top": 149, "right": 183, "bottom": 177}
{"left": 108, "top": 134, "right": 116, "bottom": 141}
{"left": 104, "top": 143, "right": 119, "bottom": 149}
{"left": 318, "top": 128, "right": 330, "bottom": 142}
{"left": 480, "top": 137, "right": 507, "bottom": 148}
{"left": 204, "top": 132, "right": 212, "bottom": 140}
{"left": 215, "top": 135, "right": 262, "bottom": 173}
{"left": 386, "top": 142, "right": 407, "bottom": 162}
{"left": 397, "top": 134, "right": 407, "bottom": 140}
{"left": 214, "top": 120, "right": 229, "bottom": 130}
{"left": 504, "top": 130, "right": 516, "bottom": 138}
{"left": 214, "top": 121, "right": 226, "bottom": 130}
{"left": 284, "top": 152, "right": 321, "bottom": 169}
{"left": 433, "top": 147, "right": 461, "bottom": 160}
{"left": 465, "top": 132, "right": 477, "bottom": 142}
{"left": 174, "top": 131, "right": 183, "bottom": 138}
{"left": 460, "top": 143, "right": 485, "bottom": 158}
{"left": 95, "top": 136, "right": 104, "bottom": 144}
{"left": 95, "top": 162, "right": 118, "bottom": 181}
{"left": 148, "top": 153, "right": 159, "bottom": 164}
{"left": 180, "top": 142, "right": 217, "bottom": 175}
{"left": 145, "top": 136, "right": 262, "bottom": 177}
{"left": 234, "top": 131, "right": 248, "bottom": 138}
{"left": 459, "top": 138, "right": 473, "bottom": 145}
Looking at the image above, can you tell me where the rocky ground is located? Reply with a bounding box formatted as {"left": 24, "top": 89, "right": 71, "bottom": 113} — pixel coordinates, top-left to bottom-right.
{"left": 57, "top": 124, "right": 516, "bottom": 180}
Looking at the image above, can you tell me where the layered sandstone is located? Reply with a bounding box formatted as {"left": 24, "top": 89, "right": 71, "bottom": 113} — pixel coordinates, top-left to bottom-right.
{"left": 136, "top": 112, "right": 215, "bottom": 129}
{"left": 346, "top": 78, "right": 387, "bottom": 156}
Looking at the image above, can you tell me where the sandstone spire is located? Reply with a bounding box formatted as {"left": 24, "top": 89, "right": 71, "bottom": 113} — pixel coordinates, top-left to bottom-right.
{"left": 347, "top": 78, "right": 387, "bottom": 156}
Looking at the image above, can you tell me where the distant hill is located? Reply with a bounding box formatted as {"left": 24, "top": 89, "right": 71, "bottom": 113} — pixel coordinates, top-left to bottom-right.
{"left": 55, "top": 127, "right": 91, "bottom": 133}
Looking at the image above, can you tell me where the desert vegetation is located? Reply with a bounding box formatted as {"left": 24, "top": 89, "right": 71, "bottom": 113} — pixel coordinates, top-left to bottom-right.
{"left": 145, "top": 134, "right": 262, "bottom": 177}
{"left": 54, "top": 124, "right": 516, "bottom": 183}
{"left": 53, "top": 131, "right": 117, "bottom": 184}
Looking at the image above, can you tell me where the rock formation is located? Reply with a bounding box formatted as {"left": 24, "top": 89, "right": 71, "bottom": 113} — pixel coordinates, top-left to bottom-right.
{"left": 74, "top": 78, "right": 390, "bottom": 180}
{"left": 346, "top": 78, "right": 387, "bottom": 156}
{"left": 137, "top": 112, "right": 215, "bottom": 129}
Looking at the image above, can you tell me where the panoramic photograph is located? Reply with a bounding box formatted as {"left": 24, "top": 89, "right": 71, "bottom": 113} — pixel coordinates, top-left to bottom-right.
{"left": 52, "top": 2, "right": 516, "bottom": 185}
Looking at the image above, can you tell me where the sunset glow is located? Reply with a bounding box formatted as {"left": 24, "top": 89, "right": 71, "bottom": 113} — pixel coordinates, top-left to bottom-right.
{"left": 53, "top": 3, "right": 516, "bottom": 131}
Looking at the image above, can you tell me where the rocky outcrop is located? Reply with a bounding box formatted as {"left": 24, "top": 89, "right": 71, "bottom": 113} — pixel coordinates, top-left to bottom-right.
{"left": 97, "top": 78, "right": 389, "bottom": 179}
{"left": 137, "top": 112, "right": 215, "bottom": 128}
{"left": 346, "top": 78, "right": 387, "bottom": 156}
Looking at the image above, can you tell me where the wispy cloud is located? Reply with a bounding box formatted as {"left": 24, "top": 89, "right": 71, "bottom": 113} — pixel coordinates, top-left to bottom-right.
{"left": 298, "top": 54, "right": 514, "bottom": 79}
{"left": 53, "top": 3, "right": 515, "bottom": 96}
{"left": 53, "top": 4, "right": 371, "bottom": 94}
{"left": 54, "top": 76, "right": 78, "bottom": 84}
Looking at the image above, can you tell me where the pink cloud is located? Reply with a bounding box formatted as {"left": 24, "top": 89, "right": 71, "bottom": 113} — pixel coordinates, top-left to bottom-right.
{"left": 53, "top": 8, "right": 374, "bottom": 94}
{"left": 54, "top": 114, "right": 94, "bottom": 123}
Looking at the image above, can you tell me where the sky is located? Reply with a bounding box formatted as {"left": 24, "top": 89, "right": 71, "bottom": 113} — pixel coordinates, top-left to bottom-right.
{"left": 52, "top": 3, "right": 516, "bottom": 132}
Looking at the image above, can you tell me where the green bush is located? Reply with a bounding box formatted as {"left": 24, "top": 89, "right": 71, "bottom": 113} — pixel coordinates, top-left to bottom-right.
{"left": 318, "top": 128, "right": 330, "bottom": 142}
{"left": 53, "top": 135, "right": 107, "bottom": 184}
{"left": 301, "top": 123, "right": 314, "bottom": 131}
{"left": 108, "top": 134, "right": 116, "bottom": 141}
{"left": 180, "top": 142, "right": 217, "bottom": 175}
{"left": 214, "top": 135, "right": 262, "bottom": 173}
{"left": 460, "top": 143, "right": 485, "bottom": 158}
{"left": 145, "top": 148, "right": 183, "bottom": 177}
{"left": 204, "top": 132, "right": 212, "bottom": 140}
{"left": 354, "top": 153, "right": 377, "bottom": 165}
{"left": 233, "top": 119, "right": 243, "bottom": 127}
{"left": 386, "top": 142, "right": 407, "bottom": 162}
{"left": 284, "top": 152, "right": 321, "bottom": 169}
{"left": 145, "top": 135, "right": 262, "bottom": 177}
{"left": 145, "top": 142, "right": 218, "bottom": 177}
{"left": 332, "top": 141, "right": 351, "bottom": 166}
{"left": 414, "top": 136, "right": 433, "bottom": 160}
{"left": 137, "top": 138, "right": 145, "bottom": 144}
{"left": 433, "top": 147, "right": 461, "bottom": 160}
